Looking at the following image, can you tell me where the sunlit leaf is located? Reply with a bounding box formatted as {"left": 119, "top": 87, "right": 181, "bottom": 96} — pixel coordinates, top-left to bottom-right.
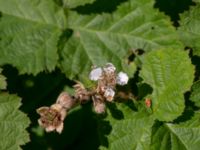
{"left": 0, "top": 93, "right": 30, "bottom": 150}
{"left": 99, "top": 103, "right": 155, "bottom": 150}
{"left": 179, "top": 4, "right": 200, "bottom": 56}
{"left": 140, "top": 49, "right": 194, "bottom": 121}
{"left": 151, "top": 112, "right": 200, "bottom": 150}
{"left": 0, "top": 0, "right": 67, "bottom": 74}
{"left": 60, "top": 0, "right": 183, "bottom": 78}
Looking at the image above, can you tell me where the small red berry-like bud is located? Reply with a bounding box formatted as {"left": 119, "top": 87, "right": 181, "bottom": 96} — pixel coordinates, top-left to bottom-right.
{"left": 145, "top": 98, "right": 151, "bottom": 108}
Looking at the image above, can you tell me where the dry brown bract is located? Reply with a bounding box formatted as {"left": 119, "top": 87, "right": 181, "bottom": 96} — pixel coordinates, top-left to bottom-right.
{"left": 37, "top": 104, "right": 66, "bottom": 133}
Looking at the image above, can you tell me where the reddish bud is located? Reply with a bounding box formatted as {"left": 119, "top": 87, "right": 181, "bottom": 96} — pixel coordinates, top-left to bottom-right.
{"left": 145, "top": 98, "right": 151, "bottom": 108}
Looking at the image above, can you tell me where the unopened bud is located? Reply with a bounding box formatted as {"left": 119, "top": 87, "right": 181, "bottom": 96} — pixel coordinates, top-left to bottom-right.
{"left": 94, "top": 102, "right": 106, "bottom": 114}
{"left": 74, "top": 82, "right": 90, "bottom": 103}
{"left": 89, "top": 67, "right": 102, "bottom": 81}
{"left": 116, "top": 72, "right": 129, "bottom": 85}
{"left": 93, "top": 95, "right": 106, "bottom": 114}
{"left": 145, "top": 98, "right": 151, "bottom": 108}
{"left": 103, "top": 63, "right": 116, "bottom": 74}
{"left": 104, "top": 87, "right": 115, "bottom": 102}
{"left": 56, "top": 92, "right": 76, "bottom": 111}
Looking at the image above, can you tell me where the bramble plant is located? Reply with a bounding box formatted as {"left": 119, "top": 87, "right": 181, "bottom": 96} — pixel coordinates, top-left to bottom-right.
{"left": 1, "top": 0, "right": 200, "bottom": 150}
{"left": 37, "top": 63, "right": 129, "bottom": 133}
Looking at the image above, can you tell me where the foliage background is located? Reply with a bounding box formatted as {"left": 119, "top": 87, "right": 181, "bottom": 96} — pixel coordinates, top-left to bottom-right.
{"left": 0, "top": 0, "right": 199, "bottom": 150}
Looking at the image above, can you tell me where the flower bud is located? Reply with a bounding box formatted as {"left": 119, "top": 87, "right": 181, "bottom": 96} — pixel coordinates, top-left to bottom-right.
{"left": 116, "top": 72, "right": 129, "bottom": 85}
{"left": 104, "top": 87, "right": 115, "bottom": 102}
{"left": 94, "top": 102, "right": 106, "bottom": 114}
{"left": 89, "top": 67, "right": 102, "bottom": 81}
{"left": 74, "top": 82, "right": 90, "bottom": 103}
{"left": 92, "top": 95, "right": 106, "bottom": 114}
{"left": 56, "top": 92, "right": 76, "bottom": 111}
{"left": 103, "top": 63, "right": 116, "bottom": 74}
{"left": 145, "top": 98, "right": 151, "bottom": 108}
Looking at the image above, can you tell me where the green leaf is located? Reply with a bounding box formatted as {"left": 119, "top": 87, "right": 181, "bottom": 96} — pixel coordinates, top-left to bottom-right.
{"left": 99, "top": 103, "right": 155, "bottom": 150}
{"left": 140, "top": 49, "right": 194, "bottom": 121}
{"left": 0, "top": 93, "right": 30, "bottom": 150}
{"left": 63, "top": 0, "right": 95, "bottom": 8}
{"left": 178, "top": 4, "right": 200, "bottom": 56}
{"left": 0, "top": 68, "right": 6, "bottom": 90}
{"left": 0, "top": 0, "right": 67, "bottom": 74}
{"left": 0, "top": 0, "right": 66, "bottom": 28}
{"left": 190, "top": 80, "right": 200, "bottom": 107}
{"left": 60, "top": 0, "right": 183, "bottom": 78}
{"left": 151, "top": 112, "right": 200, "bottom": 150}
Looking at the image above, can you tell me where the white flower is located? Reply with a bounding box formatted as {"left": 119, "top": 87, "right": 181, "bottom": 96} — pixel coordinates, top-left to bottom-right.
{"left": 89, "top": 67, "right": 102, "bottom": 81}
{"left": 103, "top": 63, "right": 116, "bottom": 74}
{"left": 104, "top": 87, "right": 115, "bottom": 102}
{"left": 116, "top": 72, "right": 129, "bottom": 85}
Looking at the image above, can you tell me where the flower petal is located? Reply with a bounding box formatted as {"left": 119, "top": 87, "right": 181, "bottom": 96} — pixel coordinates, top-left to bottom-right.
{"left": 89, "top": 67, "right": 103, "bottom": 81}
{"left": 46, "top": 126, "right": 56, "bottom": 132}
{"left": 56, "top": 122, "right": 64, "bottom": 134}
{"left": 116, "top": 72, "right": 129, "bottom": 85}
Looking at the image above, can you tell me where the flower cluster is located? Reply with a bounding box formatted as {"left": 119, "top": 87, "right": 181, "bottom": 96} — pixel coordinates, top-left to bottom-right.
{"left": 37, "top": 92, "right": 76, "bottom": 133}
{"left": 89, "top": 63, "right": 129, "bottom": 113}
{"left": 37, "top": 63, "right": 129, "bottom": 133}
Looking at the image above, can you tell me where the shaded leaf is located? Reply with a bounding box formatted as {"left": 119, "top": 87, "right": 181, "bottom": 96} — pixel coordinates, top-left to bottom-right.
{"left": 0, "top": 93, "right": 30, "bottom": 150}
{"left": 178, "top": 4, "right": 200, "bottom": 56}
{"left": 0, "top": 0, "right": 67, "bottom": 74}
{"left": 190, "top": 80, "right": 200, "bottom": 107}
{"left": 140, "top": 49, "right": 194, "bottom": 121}
{"left": 151, "top": 112, "right": 200, "bottom": 150}
{"left": 99, "top": 103, "right": 154, "bottom": 150}
{"left": 60, "top": 0, "right": 183, "bottom": 78}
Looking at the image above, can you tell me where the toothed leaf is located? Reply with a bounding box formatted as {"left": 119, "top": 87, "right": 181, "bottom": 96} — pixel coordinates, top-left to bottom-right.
{"left": 140, "top": 49, "right": 194, "bottom": 121}
{"left": 0, "top": 0, "right": 67, "bottom": 74}
{"left": 60, "top": 0, "right": 182, "bottom": 78}
{"left": 0, "top": 93, "right": 30, "bottom": 150}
